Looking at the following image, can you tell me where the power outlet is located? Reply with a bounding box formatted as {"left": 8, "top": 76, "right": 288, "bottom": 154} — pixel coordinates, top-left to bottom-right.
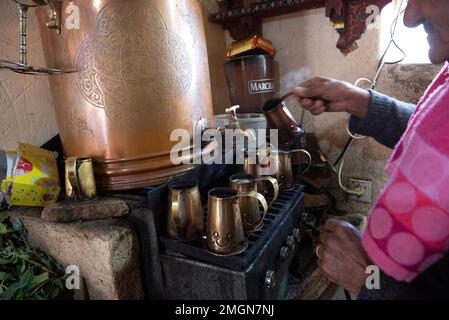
{"left": 348, "top": 179, "right": 372, "bottom": 203}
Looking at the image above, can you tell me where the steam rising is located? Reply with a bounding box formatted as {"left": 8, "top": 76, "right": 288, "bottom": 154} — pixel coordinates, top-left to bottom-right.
{"left": 281, "top": 67, "right": 312, "bottom": 93}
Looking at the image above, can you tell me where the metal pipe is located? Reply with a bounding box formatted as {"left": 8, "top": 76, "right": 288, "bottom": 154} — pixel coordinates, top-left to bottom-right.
{"left": 17, "top": 3, "right": 28, "bottom": 65}
{"left": 1, "top": 0, "right": 73, "bottom": 74}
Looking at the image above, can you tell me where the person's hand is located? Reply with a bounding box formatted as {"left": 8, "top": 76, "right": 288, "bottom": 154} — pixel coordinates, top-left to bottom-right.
{"left": 293, "top": 77, "right": 371, "bottom": 119}
{"left": 316, "top": 219, "right": 372, "bottom": 296}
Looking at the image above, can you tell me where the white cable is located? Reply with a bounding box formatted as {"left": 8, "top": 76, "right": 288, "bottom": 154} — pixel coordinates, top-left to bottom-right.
{"left": 331, "top": 77, "right": 370, "bottom": 196}
{"left": 330, "top": 0, "right": 405, "bottom": 196}
{"left": 354, "top": 78, "right": 373, "bottom": 88}
{"left": 346, "top": 77, "right": 371, "bottom": 140}
{"left": 320, "top": 143, "right": 365, "bottom": 196}
{"left": 338, "top": 142, "right": 365, "bottom": 196}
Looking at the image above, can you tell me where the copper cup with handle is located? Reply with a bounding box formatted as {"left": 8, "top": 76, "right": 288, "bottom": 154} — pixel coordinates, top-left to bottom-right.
{"left": 291, "top": 148, "right": 312, "bottom": 176}
{"left": 229, "top": 173, "right": 278, "bottom": 233}
{"left": 206, "top": 188, "right": 268, "bottom": 256}
{"left": 272, "top": 149, "right": 294, "bottom": 191}
{"left": 243, "top": 149, "right": 277, "bottom": 193}
{"left": 167, "top": 181, "right": 204, "bottom": 242}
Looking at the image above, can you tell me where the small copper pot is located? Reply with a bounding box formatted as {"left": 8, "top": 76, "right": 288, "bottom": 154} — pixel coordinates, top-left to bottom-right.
{"left": 263, "top": 100, "right": 305, "bottom": 149}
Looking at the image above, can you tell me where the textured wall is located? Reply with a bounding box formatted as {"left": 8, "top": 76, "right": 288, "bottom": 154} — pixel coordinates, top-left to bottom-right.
{"left": 0, "top": 0, "right": 59, "bottom": 151}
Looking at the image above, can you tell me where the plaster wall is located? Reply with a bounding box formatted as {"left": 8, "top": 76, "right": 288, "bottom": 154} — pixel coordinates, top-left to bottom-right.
{"left": 0, "top": 0, "right": 59, "bottom": 151}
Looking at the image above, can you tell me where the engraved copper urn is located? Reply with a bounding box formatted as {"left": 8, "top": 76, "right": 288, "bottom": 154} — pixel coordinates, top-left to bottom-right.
{"left": 36, "top": 0, "right": 214, "bottom": 191}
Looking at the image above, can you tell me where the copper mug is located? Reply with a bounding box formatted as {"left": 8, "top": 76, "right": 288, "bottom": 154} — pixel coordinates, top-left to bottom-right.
{"left": 229, "top": 173, "right": 278, "bottom": 232}
{"left": 243, "top": 152, "right": 272, "bottom": 176}
{"left": 243, "top": 151, "right": 276, "bottom": 192}
{"left": 291, "top": 148, "right": 312, "bottom": 176}
{"left": 167, "top": 181, "right": 204, "bottom": 242}
{"left": 273, "top": 150, "right": 294, "bottom": 191}
{"left": 273, "top": 149, "right": 311, "bottom": 190}
{"left": 206, "top": 188, "right": 268, "bottom": 256}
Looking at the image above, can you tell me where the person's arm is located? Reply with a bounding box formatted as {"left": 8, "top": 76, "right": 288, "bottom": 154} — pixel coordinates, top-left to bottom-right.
{"left": 348, "top": 90, "right": 416, "bottom": 149}
{"left": 294, "top": 78, "right": 416, "bottom": 149}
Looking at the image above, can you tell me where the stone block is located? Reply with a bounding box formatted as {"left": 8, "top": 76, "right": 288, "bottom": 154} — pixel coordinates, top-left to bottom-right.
{"left": 8, "top": 208, "right": 144, "bottom": 300}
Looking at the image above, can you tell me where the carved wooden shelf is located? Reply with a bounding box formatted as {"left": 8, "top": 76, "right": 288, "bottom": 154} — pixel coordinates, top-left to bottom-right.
{"left": 210, "top": 0, "right": 325, "bottom": 23}
{"left": 210, "top": 0, "right": 325, "bottom": 41}
{"left": 210, "top": 0, "right": 391, "bottom": 54}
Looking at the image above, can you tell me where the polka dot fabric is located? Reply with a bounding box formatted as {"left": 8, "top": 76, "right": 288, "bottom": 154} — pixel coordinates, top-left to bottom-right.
{"left": 362, "top": 64, "right": 449, "bottom": 282}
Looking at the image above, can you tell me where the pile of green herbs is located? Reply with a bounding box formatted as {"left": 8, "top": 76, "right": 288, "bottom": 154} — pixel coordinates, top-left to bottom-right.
{"left": 0, "top": 213, "right": 72, "bottom": 300}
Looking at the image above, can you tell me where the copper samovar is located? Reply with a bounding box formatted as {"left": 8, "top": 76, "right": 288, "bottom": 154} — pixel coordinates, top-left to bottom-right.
{"left": 36, "top": 0, "right": 214, "bottom": 191}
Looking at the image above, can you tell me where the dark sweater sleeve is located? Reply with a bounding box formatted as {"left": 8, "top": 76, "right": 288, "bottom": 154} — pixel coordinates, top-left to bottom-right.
{"left": 348, "top": 90, "right": 416, "bottom": 149}
{"left": 357, "top": 271, "right": 427, "bottom": 300}
{"left": 358, "top": 252, "right": 449, "bottom": 300}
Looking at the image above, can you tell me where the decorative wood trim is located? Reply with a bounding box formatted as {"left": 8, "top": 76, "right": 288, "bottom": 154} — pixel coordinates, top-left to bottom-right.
{"left": 210, "top": 0, "right": 392, "bottom": 52}
{"left": 326, "top": 0, "right": 391, "bottom": 54}
{"left": 210, "top": 0, "right": 326, "bottom": 23}
{"left": 209, "top": 0, "right": 325, "bottom": 41}
{"left": 221, "top": 16, "right": 263, "bottom": 41}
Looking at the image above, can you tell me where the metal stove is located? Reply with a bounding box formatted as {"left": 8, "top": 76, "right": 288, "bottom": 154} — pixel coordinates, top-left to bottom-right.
{"left": 114, "top": 164, "right": 306, "bottom": 300}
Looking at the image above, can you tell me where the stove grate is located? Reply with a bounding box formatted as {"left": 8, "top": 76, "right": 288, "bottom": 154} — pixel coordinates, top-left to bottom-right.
{"left": 159, "top": 185, "right": 303, "bottom": 271}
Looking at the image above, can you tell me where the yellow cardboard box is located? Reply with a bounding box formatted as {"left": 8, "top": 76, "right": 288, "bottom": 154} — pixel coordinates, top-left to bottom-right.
{"left": 1, "top": 143, "right": 60, "bottom": 207}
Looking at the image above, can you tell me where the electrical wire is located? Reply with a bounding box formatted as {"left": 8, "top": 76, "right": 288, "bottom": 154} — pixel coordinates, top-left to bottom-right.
{"left": 333, "top": 138, "right": 352, "bottom": 166}
{"left": 325, "top": 0, "right": 406, "bottom": 197}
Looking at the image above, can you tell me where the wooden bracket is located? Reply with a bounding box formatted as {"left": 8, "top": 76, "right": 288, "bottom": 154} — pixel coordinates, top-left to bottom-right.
{"left": 222, "top": 16, "right": 262, "bottom": 41}
{"left": 325, "top": 0, "right": 391, "bottom": 54}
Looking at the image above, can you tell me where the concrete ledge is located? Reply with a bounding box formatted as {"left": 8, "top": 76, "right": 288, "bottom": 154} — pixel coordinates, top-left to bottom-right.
{"left": 8, "top": 208, "right": 144, "bottom": 300}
